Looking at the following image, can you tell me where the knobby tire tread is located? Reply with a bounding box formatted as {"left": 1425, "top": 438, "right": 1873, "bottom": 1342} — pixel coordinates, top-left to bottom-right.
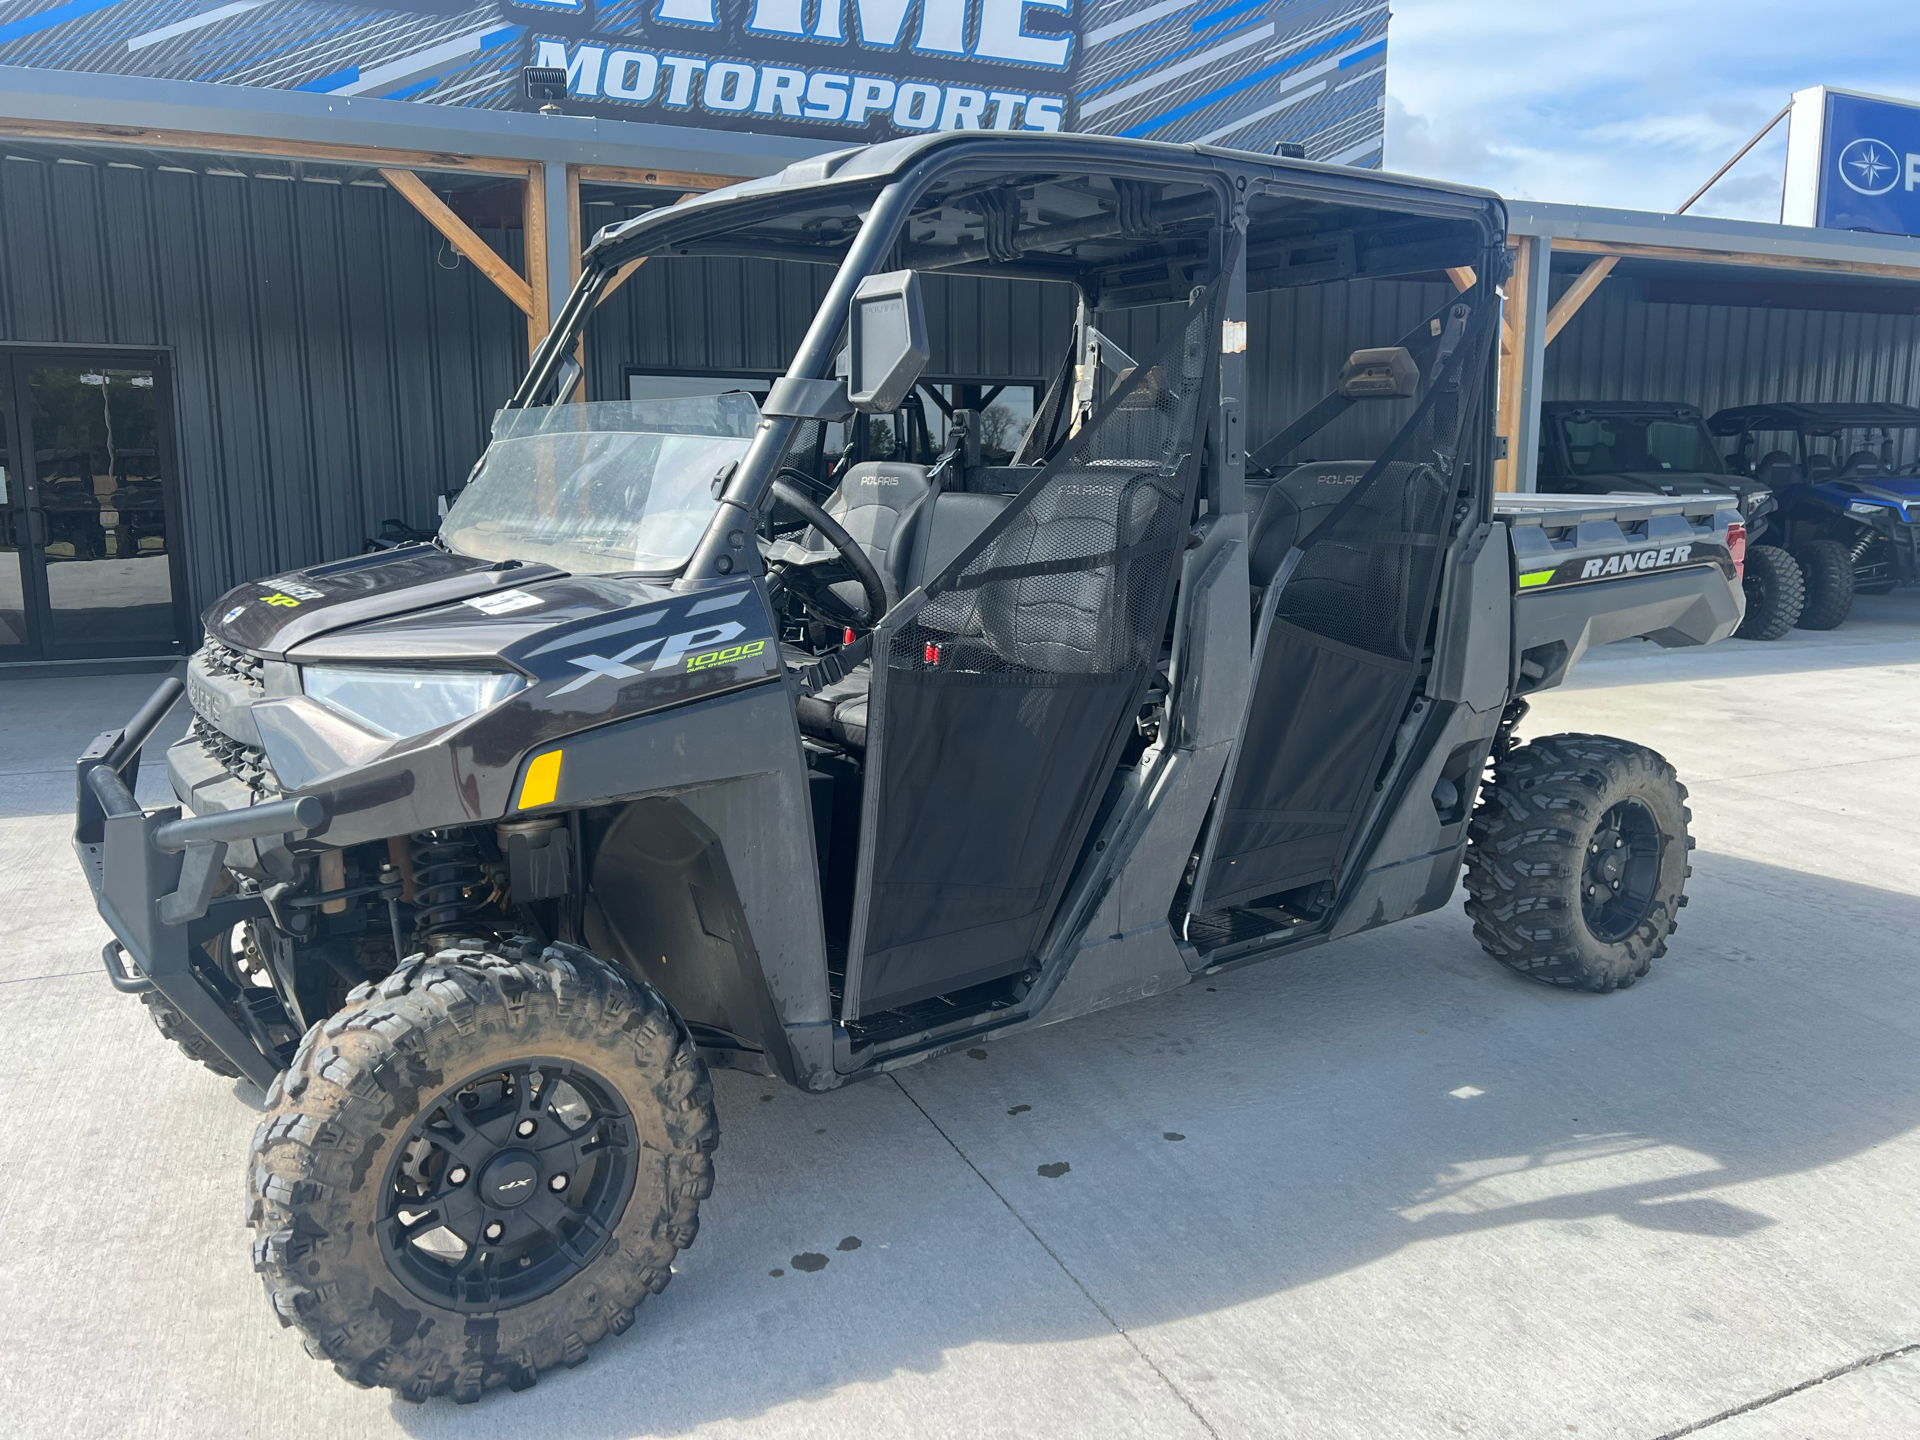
{"left": 246, "top": 941, "right": 717, "bottom": 1404}
{"left": 1463, "top": 733, "right": 1693, "bottom": 993}
{"left": 1793, "top": 538, "right": 1854, "bottom": 631}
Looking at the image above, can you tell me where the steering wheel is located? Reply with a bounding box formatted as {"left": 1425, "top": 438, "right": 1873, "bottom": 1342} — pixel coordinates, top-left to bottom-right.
{"left": 761, "top": 475, "right": 889, "bottom": 630}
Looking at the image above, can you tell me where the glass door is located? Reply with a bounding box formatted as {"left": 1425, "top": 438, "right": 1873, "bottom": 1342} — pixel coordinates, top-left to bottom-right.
{"left": 0, "top": 351, "right": 187, "bottom": 661}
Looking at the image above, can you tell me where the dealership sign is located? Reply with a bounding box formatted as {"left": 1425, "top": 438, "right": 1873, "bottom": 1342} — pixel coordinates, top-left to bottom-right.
{"left": 523, "top": 0, "right": 1066, "bottom": 135}
{"left": 1783, "top": 85, "right": 1920, "bottom": 238}
{"left": 0, "top": 0, "right": 1387, "bottom": 158}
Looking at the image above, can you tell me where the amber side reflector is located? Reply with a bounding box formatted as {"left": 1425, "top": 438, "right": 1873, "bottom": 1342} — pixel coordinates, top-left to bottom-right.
{"left": 518, "top": 750, "right": 563, "bottom": 809}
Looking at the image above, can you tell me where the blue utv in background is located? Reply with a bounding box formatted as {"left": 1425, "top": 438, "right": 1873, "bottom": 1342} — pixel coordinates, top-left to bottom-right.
{"left": 1711, "top": 402, "right": 1920, "bottom": 630}
{"left": 1538, "top": 401, "right": 1798, "bottom": 639}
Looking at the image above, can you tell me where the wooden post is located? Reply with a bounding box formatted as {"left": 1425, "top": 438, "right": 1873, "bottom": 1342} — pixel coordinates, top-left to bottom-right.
{"left": 378, "top": 168, "right": 532, "bottom": 316}
{"left": 1495, "top": 240, "right": 1531, "bottom": 493}
{"left": 523, "top": 164, "right": 550, "bottom": 358}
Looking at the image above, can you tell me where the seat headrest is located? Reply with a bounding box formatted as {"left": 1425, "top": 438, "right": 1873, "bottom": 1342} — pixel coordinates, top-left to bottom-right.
{"left": 1805, "top": 453, "right": 1837, "bottom": 480}
{"left": 830, "top": 462, "right": 933, "bottom": 514}
{"left": 1842, "top": 449, "right": 1881, "bottom": 476}
{"left": 1755, "top": 450, "right": 1797, "bottom": 484}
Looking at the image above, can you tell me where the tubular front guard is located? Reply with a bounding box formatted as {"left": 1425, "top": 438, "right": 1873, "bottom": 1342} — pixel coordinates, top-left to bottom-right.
{"left": 72, "top": 679, "right": 324, "bottom": 1092}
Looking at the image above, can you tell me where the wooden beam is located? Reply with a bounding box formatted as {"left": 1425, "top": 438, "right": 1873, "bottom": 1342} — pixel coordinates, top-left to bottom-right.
{"left": 524, "top": 164, "right": 550, "bottom": 357}
{"left": 3, "top": 117, "right": 535, "bottom": 176}
{"left": 573, "top": 163, "right": 743, "bottom": 191}
{"left": 1495, "top": 239, "right": 1532, "bottom": 494}
{"left": 1549, "top": 235, "right": 1920, "bottom": 285}
{"left": 377, "top": 167, "right": 532, "bottom": 316}
{"left": 1542, "top": 254, "right": 1619, "bottom": 345}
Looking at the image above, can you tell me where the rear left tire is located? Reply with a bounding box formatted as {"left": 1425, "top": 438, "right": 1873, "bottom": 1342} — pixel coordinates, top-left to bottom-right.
{"left": 1464, "top": 734, "right": 1693, "bottom": 992}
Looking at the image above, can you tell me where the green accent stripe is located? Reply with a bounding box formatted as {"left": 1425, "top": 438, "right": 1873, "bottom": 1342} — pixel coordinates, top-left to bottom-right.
{"left": 1517, "top": 570, "right": 1556, "bottom": 589}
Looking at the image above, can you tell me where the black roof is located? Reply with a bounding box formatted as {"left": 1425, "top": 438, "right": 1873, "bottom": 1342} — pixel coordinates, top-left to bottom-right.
{"left": 1708, "top": 403, "right": 1920, "bottom": 436}
{"left": 1543, "top": 401, "right": 1704, "bottom": 421}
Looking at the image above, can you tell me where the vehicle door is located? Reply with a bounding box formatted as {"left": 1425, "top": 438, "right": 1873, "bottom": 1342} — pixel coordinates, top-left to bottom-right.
{"left": 1191, "top": 295, "right": 1496, "bottom": 916}
{"left": 838, "top": 268, "right": 1232, "bottom": 1020}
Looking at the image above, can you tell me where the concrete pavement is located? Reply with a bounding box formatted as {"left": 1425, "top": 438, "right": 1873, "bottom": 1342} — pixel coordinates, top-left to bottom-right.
{"left": 0, "top": 597, "right": 1914, "bottom": 1439}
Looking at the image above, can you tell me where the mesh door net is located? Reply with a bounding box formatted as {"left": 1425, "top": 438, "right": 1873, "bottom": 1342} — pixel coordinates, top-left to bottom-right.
{"left": 1198, "top": 304, "right": 1493, "bottom": 915}
{"left": 845, "top": 273, "right": 1227, "bottom": 1018}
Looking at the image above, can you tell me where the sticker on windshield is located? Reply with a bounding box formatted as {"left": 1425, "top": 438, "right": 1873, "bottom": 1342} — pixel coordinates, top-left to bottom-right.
{"left": 465, "top": 589, "right": 545, "bottom": 616}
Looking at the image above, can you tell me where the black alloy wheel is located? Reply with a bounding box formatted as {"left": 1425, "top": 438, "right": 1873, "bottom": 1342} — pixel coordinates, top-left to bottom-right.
{"left": 379, "top": 1059, "right": 637, "bottom": 1312}
{"left": 1578, "top": 798, "right": 1663, "bottom": 944}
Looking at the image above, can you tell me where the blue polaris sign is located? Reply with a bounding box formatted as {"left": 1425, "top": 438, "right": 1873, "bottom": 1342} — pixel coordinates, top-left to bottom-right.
{"left": 1816, "top": 90, "right": 1920, "bottom": 237}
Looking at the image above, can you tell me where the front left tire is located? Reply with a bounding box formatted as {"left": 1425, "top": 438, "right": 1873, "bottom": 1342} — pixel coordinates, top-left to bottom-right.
{"left": 248, "top": 940, "right": 717, "bottom": 1403}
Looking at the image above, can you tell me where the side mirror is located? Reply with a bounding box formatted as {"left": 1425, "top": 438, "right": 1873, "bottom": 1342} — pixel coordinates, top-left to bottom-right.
{"left": 847, "top": 270, "right": 929, "bottom": 414}
{"left": 1337, "top": 346, "right": 1419, "bottom": 400}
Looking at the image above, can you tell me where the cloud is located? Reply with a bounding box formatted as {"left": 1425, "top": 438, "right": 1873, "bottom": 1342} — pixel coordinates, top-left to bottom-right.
{"left": 1383, "top": 0, "right": 1920, "bottom": 221}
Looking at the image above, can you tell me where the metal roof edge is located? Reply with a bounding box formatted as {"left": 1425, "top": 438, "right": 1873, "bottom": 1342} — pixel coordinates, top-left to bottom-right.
{"left": 0, "top": 64, "right": 836, "bottom": 176}
{"left": 1504, "top": 197, "right": 1920, "bottom": 272}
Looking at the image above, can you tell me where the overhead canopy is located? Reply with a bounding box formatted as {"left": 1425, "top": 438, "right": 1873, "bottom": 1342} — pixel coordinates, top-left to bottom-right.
{"left": 1708, "top": 403, "right": 1920, "bottom": 435}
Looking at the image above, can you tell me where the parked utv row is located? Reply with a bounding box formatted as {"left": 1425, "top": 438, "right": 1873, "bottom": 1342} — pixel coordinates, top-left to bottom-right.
{"left": 76, "top": 133, "right": 1745, "bottom": 1405}
{"left": 1536, "top": 398, "right": 1920, "bottom": 636}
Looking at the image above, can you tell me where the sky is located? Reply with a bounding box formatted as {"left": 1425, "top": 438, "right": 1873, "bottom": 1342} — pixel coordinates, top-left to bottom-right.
{"left": 1383, "top": 0, "right": 1920, "bottom": 221}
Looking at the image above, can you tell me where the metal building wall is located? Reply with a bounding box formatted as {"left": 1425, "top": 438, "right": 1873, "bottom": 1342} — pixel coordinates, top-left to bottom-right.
{"left": 0, "top": 151, "right": 527, "bottom": 621}
{"left": 589, "top": 258, "right": 1075, "bottom": 386}
{"left": 1543, "top": 280, "right": 1920, "bottom": 451}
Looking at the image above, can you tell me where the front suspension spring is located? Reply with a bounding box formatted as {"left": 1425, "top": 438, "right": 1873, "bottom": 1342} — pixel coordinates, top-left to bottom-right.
{"left": 410, "top": 829, "right": 487, "bottom": 938}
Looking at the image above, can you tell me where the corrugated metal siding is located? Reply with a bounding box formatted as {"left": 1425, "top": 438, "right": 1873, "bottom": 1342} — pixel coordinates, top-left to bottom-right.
{"left": 589, "top": 260, "right": 1074, "bottom": 386}
{"left": 0, "top": 156, "right": 526, "bottom": 621}
{"left": 1104, "top": 276, "right": 1456, "bottom": 461}
{"left": 1544, "top": 281, "right": 1920, "bottom": 464}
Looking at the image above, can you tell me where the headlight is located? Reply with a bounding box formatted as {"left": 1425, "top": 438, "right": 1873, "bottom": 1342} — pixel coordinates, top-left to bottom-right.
{"left": 1847, "top": 501, "right": 1883, "bottom": 518}
{"left": 1743, "top": 489, "right": 1771, "bottom": 511}
{"left": 302, "top": 666, "right": 524, "bottom": 738}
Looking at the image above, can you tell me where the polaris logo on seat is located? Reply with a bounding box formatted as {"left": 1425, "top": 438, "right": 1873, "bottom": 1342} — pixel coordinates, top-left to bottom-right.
{"left": 1581, "top": 544, "right": 1693, "bottom": 579}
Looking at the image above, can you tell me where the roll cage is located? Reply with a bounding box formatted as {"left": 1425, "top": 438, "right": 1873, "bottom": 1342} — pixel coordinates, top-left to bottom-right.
{"left": 507, "top": 132, "right": 1507, "bottom": 592}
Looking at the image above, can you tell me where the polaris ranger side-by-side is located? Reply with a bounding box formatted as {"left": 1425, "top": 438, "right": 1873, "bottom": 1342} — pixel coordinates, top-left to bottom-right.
{"left": 73, "top": 134, "right": 1745, "bottom": 1403}
{"left": 1536, "top": 400, "right": 1797, "bottom": 639}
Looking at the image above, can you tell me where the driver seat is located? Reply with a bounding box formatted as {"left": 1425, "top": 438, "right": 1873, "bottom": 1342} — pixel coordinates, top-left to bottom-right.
{"left": 802, "top": 461, "right": 935, "bottom": 614}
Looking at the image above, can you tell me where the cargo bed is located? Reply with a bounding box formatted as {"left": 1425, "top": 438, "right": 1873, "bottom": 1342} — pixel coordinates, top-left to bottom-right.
{"left": 1493, "top": 491, "right": 1745, "bottom": 691}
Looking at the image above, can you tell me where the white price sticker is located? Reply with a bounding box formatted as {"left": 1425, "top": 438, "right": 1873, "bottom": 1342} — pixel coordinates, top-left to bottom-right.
{"left": 463, "top": 589, "right": 545, "bottom": 616}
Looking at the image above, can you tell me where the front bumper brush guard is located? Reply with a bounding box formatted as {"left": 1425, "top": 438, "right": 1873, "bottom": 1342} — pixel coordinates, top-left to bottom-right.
{"left": 73, "top": 678, "right": 325, "bottom": 1092}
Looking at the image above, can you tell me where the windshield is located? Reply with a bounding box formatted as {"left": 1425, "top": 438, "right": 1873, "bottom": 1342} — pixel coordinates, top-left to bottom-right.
{"left": 1558, "top": 415, "right": 1723, "bottom": 476}
{"left": 440, "top": 393, "right": 759, "bottom": 575}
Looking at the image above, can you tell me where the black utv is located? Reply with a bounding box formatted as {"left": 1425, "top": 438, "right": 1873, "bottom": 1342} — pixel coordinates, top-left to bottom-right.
{"left": 75, "top": 132, "right": 1745, "bottom": 1404}
{"left": 1537, "top": 400, "right": 1797, "bottom": 639}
